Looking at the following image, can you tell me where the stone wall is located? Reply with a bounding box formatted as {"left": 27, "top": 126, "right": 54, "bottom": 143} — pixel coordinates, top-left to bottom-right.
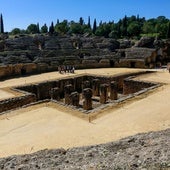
{"left": 1, "top": 35, "right": 169, "bottom": 79}
{"left": 116, "top": 59, "right": 146, "bottom": 68}
{"left": 0, "top": 63, "right": 37, "bottom": 79}
{"left": 123, "top": 78, "right": 156, "bottom": 95}
{"left": 0, "top": 94, "right": 36, "bottom": 113}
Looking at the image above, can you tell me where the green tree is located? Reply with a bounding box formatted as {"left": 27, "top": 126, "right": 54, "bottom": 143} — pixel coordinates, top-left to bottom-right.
{"left": 0, "top": 14, "right": 4, "bottom": 34}
{"left": 55, "top": 20, "right": 69, "bottom": 35}
{"left": 127, "top": 21, "right": 141, "bottom": 37}
{"left": 88, "top": 16, "right": 91, "bottom": 28}
{"left": 37, "top": 23, "right": 40, "bottom": 33}
{"left": 79, "top": 17, "right": 84, "bottom": 25}
{"left": 95, "top": 22, "right": 112, "bottom": 37}
{"left": 69, "top": 21, "right": 83, "bottom": 34}
{"left": 155, "top": 23, "right": 168, "bottom": 38}
{"left": 93, "top": 19, "right": 97, "bottom": 34}
{"left": 10, "top": 28, "right": 21, "bottom": 35}
{"left": 26, "top": 24, "right": 38, "bottom": 34}
{"left": 167, "top": 22, "right": 170, "bottom": 39}
{"left": 155, "top": 16, "right": 169, "bottom": 38}
{"left": 41, "top": 24, "right": 48, "bottom": 33}
{"left": 142, "top": 21, "right": 155, "bottom": 34}
{"left": 49, "top": 22, "right": 55, "bottom": 34}
{"left": 121, "top": 15, "right": 128, "bottom": 37}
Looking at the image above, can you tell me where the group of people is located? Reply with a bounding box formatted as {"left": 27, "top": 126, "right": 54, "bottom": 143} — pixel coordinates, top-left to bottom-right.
{"left": 58, "top": 65, "right": 75, "bottom": 74}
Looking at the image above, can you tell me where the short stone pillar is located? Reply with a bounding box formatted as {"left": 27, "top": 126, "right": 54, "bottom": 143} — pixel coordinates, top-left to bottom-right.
{"left": 82, "top": 80, "right": 91, "bottom": 90}
{"left": 100, "top": 84, "right": 109, "bottom": 104}
{"left": 64, "top": 84, "right": 73, "bottom": 105}
{"left": 92, "top": 79, "right": 100, "bottom": 96}
{"left": 50, "top": 87, "right": 60, "bottom": 101}
{"left": 70, "top": 92, "right": 80, "bottom": 107}
{"left": 110, "top": 81, "right": 118, "bottom": 100}
{"left": 82, "top": 88, "right": 93, "bottom": 110}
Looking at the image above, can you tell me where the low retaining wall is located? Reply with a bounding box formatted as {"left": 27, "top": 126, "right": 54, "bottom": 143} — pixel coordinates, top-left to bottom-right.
{"left": 123, "top": 78, "right": 156, "bottom": 95}
{"left": 0, "top": 94, "right": 36, "bottom": 113}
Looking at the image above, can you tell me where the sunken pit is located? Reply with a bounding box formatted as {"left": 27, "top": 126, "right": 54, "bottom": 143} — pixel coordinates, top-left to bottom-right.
{"left": 0, "top": 72, "right": 159, "bottom": 114}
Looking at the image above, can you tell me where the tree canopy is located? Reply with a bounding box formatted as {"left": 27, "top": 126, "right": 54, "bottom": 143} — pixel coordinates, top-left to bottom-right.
{"left": 4, "top": 14, "right": 170, "bottom": 39}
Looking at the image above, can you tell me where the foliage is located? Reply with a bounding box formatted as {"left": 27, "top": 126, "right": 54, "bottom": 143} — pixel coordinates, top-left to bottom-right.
{"left": 1, "top": 14, "right": 169, "bottom": 39}
{"left": 49, "top": 22, "right": 55, "bottom": 34}
{"left": 92, "top": 19, "right": 97, "bottom": 34}
{"left": 26, "top": 24, "right": 39, "bottom": 34}
{"left": 167, "top": 22, "right": 170, "bottom": 39}
{"left": 10, "top": 28, "right": 21, "bottom": 35}
{"left": 41, "top": 24, "right": 48, "bottom": 33}
{"left": 55, "top": 20, "right": 69, "bottom": 35}
{"left": 37, "top": 23, "right": 40, "bottom": 33}
{"left": 0, "top": 14, "right": 4, "bottom": 33}
{"left": 95, "top": 22, "right": 113, "bottom": 38}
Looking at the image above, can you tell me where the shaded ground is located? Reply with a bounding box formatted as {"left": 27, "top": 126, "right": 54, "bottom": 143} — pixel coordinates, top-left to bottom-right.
{"left": 0, "top": 129, "right": 169, "bottom": 170}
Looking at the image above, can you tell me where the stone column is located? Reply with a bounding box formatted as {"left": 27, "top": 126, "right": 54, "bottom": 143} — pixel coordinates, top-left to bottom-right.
{"left": 70, "top": 92, "right": 80, "bottom": 107}
{"left": 82, "top": 88, "right": 93, "bottom": 110}
{"left": 100, "top": 84, "right": 108, "bottom": 104}
{"left": 64, "top": 84, "right": 73, "bottom": 105}
{"left": 92, "top": 79, "right": 100, "bottom": 96}
{"left": 110, "top": 81, "right": 118, "bottom": 100}
{"left": 50, "top": 87, "right": 60, "bottom": 101}
{"left": 82, "top": 80, "right": 91, "bottom": 90}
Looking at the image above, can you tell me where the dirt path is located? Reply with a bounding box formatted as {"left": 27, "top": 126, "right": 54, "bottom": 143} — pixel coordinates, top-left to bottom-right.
{"left": 0, "top": 68, "right": 169, "bottom": 158}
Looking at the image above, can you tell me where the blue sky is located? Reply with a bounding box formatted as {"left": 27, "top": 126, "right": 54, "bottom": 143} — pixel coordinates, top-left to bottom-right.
{"left": 0, "top": 0, "right": 170, "bottom": 32}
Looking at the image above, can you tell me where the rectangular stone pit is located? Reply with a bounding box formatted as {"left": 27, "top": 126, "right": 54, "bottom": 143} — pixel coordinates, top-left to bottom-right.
{"left": 0, "top": 71, "right": 159, "bottom": 114}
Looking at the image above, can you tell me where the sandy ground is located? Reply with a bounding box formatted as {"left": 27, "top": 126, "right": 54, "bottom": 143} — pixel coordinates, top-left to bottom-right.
{"left": 0, "top": 68, "right": 144, "bottom": 88}
{"left": 0, "top": 68, "right": 170, "bottom": 157}
{"left": 0, "top": 89, "right": 15, "bottom": 100}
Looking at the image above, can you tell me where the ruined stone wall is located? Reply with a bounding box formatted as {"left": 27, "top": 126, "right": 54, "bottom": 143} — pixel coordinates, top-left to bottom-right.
{"left": 116, "top": 59, "right": 146, "bottom": 68}
{"left": 0, "top": 35, "right": 170, "bottom": 80}
{"left": 0, "top": 94, "right": 36, "bottom": 113}
{"left": 0, "top": 63, "right": 38, "bottom": 79}
{"left": 123, "top": 78, "right": 155, "bottom": 95}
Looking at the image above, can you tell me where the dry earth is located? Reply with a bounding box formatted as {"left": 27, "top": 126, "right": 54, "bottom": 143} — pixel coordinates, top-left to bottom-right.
{"left": 0, "top": 68, "right": 169, "bottom": 169}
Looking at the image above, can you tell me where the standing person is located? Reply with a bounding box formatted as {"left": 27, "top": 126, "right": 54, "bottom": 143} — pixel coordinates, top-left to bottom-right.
{"left": 72, "top": 66, "right": 75, "bottom": 73}
{"left": 167, "top": 63, "right": 170, "bottom": 73}
{"left": 66, "top": 65, "right": 69, "bottom": 73}
{"left": 63, "top": 65, "right": 66, "bottom": 74}
{"left": 58, "top": 66, "right": 61, "bottom": 74}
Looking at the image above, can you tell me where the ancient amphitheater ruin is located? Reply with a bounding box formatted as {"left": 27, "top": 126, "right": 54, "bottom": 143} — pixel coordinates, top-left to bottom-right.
{"left": 0, "top": 34, "right": 169, "bottom": 169}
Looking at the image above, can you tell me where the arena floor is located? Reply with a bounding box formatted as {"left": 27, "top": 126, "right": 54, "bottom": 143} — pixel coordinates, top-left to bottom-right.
{"left": 0, "top": 68, "right": 169, "bottom": 157}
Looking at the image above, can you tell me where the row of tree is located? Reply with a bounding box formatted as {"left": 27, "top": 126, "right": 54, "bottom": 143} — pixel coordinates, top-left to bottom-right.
{"left": 1, "top": 14, "right": 170, "bottom": 39}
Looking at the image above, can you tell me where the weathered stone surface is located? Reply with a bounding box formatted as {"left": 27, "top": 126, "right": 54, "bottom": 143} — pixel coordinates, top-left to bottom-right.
{"left": 82, "top": 88, "right": 93, "bottom": 110}
{"left": 70, "top": 91, "right": 80, "bottom": 106}
{"left": 0, "top": 94, "right": 36, "bottom": 113}
{"left": 0, "top": 129, "right": 169, "bottom": 169}
{"left": 64, "top": 84, "right": 73, "bottom": 105}
{"left": 82, "top": 80, "right": 91, "bottom": 89}
{"left": 134, "top": 37, "right": 155, "bottom": 48}
{"left": 123, "top": 78, "right": 155, "bottom": 95}
{"left": 92, "top": 79, "right": 100, "bottom": 96}
{"left": 110, "top": 81, "right": 118, "bottom": 100}
{"left": 100, "top": 84, "right": 109, "bottom": 104}
{"left": 50, "top": 87, "right": 60, "bottom": 101}
{"left": 0, "top": 34, "right": 170, "bottom": 79}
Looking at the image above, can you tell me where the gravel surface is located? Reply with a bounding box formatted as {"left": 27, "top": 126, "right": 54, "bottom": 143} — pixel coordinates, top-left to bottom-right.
{"left": 0, "top": 129, "right": 169, "bottom": 170}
